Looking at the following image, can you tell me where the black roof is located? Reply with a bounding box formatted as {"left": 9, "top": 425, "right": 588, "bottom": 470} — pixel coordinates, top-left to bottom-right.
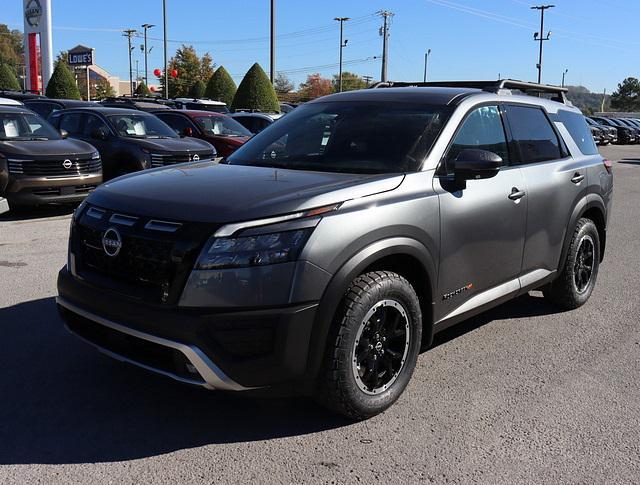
{"left": 52, "top": 106, "right": 145, "bottom": 116}
{"left": 24, "top": 98, "right": 99, "bottom": 108}
{"left": 0, "top": 90, "right": 44, "bottom": 101}
{"left": 0, "top": 105, "right": 32, "bottom": 114}
{"left": 312, "top": 87, "right": 478, "bottom": 105}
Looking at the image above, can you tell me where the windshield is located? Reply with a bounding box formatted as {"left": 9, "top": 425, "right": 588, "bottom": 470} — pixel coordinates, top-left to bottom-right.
{"left": 108, "top": 113, "right": 178, "bottom": 138}
{"left": 195, "top": 115, "right": 252, "bottom": 137}
{"left": 0, "top": 112, "right": 60, "bottom": 140}
{"left": 228, "top": 101, "right": 449, "bottom": 174}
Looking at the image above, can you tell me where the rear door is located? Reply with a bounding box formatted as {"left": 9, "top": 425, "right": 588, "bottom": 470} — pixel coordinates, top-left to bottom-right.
{"left": 434, "top": 104, "right": 527, "bottom": 323}
{"left": 504, "top": 104, "right": 590, "bottom": 279}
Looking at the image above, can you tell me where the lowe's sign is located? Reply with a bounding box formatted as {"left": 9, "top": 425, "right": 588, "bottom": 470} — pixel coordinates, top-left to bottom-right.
{"left": 68, "top": 49, "right": 93, "bottom": 66}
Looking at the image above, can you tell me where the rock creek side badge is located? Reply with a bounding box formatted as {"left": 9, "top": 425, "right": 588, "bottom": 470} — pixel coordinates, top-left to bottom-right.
{"left": 442, "top": 283, "right": 474, "bottom": 301}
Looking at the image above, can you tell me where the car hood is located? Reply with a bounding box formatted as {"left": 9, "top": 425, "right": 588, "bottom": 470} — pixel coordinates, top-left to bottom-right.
{"left": 88, "top": 162, "right": 404, "bottom": 223}
{"left": 207, "top": 135, "right": 250, "bottom": 147}
{"left": 128, "top": 136, "right": 214, "bottom": 153}
{"left": 0, "top": 138, "right": 96, "bottom": 158}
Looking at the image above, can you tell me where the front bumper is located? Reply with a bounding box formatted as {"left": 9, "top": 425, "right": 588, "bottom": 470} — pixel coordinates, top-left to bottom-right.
{"left": 57, "top": 266, "right": 318, "bottom": 390}
{"left": 3, "top": 173, "right": 102, "bottom": 205}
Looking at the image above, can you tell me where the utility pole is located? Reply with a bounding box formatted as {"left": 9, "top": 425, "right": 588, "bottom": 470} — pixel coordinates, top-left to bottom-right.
{"left": 163, "top": 0, "right": 168, "bottom": 99}
{"left": 561, "top": 68, "right": 568, "bottom": 87}
{"left": 423, "top": 49, "right": 431, "bottom": 83}
{"left": 531, "top": 5, "right": 554, "bottom": 84}
{"left": 363, "top": 75, "right": 373, "bottom": 86}
{"left": 123, "top": 29, "right": 137, "bottom": 96}
{"left": 379, "top": 10, "right": 394, "bottom": 82}
{"left": 270, "top": 0, "right": 276, "bottom": 83}
{"left": 141, "top": 23, "right": 155, "bottom": 86}
{"left": 601, "top": 88, "right": 607, "bottom": 113}
{"left": 335, "top": 17, "right": 350, "bottom": 92}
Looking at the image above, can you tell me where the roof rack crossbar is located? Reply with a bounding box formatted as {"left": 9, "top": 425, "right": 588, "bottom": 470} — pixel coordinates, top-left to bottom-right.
{"left": 370, "top": 79, "right": 569, "bottom": 104}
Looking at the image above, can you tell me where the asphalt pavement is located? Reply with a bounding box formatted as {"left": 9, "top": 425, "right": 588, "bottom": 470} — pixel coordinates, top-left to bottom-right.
{"left": 0, "top": 145, "right": 638, "bottom": 484}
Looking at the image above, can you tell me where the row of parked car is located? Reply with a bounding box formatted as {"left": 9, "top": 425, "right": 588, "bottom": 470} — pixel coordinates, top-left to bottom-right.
{"left": 0, "top": 90, "right": 294, "bottom": 212}
{"left": 587, "top": 115, "right": 640, "bottom": 145}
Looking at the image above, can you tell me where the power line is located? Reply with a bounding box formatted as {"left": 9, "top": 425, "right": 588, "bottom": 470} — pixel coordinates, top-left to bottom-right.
{"left": 378, "top": 10, "right": 394, "bottom": 82}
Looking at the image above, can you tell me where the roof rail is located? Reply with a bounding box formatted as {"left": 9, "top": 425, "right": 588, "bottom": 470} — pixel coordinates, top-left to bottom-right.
{"left": 370, "top": 79, "right": 570, "bottom": 105}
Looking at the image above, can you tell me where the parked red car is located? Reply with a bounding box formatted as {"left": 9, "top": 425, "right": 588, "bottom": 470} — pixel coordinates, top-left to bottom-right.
{"left": 151, "top": 110, "right": 252, "bottom": 158}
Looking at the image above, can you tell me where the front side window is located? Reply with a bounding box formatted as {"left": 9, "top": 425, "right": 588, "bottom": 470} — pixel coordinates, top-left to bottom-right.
{"left": 507, "top": 105, "right": 563, "bottom": 164}
{"left": 157, "top": 114, "right": 195, "bottom": 134}
{"left": 107, "top": 114, "right": 178, "bottom": 139}
{"left": 60, "top": 113, "right": 84, "bottom": 135}
{"left": 444, "top": 105, "right": 509, "bottom": 171}
{"left": 0, "top": 112, "right": 60, "bottom": 140}
{"left": 558, "top": 110, "right": 598, "bottom": 156}
{"left": 195, "top": 116, "right": 251, "bottom": 137}
{"left": 228, "top": 101, "right": 449, "bottom": 174}
{"left": 83, "top": 114, "right": 109, "bottom": 136}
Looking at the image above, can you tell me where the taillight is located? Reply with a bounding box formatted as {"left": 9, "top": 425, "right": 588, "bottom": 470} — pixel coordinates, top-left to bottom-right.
{"left": 603, "top": 159, "right": 613, "bottom": 173}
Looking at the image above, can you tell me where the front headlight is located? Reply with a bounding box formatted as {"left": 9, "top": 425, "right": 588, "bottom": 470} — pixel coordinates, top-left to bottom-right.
{"left": 194, "top": 228, "right": 312, "bottom": 270}
{"left": 91, "top": 151, "right": 100, "bottom": 159}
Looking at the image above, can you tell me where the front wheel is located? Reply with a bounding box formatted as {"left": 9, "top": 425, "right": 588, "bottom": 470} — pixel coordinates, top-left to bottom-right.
{"left": 317, "top": 271, "right": 422, "bottom": 420}
{"left": 543, "top": 218, "right": 600, "bottom": 310}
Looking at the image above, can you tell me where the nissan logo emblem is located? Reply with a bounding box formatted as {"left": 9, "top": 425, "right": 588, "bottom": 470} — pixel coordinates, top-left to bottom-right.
{"left": 63, "top": 159, "right": 73, "bottom": 169}
{"left": 102, "top": 227, "right": 122, "bottom": 257}
{"left": 192, "top": 154, "right": 200, "bottom": 162}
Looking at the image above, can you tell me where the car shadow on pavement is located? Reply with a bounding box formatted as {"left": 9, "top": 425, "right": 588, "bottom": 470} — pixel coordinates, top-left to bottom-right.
{"left": 618, "top": 159, "right": 640, "bottom": 165}
{"left": 430, "top": 293, "right": 564, "bottom": 349}
{"left": 0, "top": 297, "right": 351, "bottom": 465}
{"left": 0, "top": 205, "right": 76, "bottom": 222}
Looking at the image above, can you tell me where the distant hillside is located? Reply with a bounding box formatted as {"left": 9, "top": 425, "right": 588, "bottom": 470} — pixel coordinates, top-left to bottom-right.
{"left": 566, "top": 85, "right": 610, "bottom": 114}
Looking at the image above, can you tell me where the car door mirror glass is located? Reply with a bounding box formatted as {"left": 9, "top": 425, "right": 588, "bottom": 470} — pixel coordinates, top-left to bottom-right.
{"left": 454, "top": 149, "right": 502, "bottom": 184}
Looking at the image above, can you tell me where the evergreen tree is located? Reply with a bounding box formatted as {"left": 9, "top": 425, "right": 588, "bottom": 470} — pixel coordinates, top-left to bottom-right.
{"left": 94, "top": 80, "right": 116, "bottom": 100}
{"left": 189, "top": 79, "right": 206, "bottom": 98}
{"left": 204, "top": 66, "right": 236, "bottom": 105}
{"left": 45, "top": 59, "right": 81, "bottom": 99}
{"left": 0, "top": 64, "right": 20, "bottom": 90}
{"left": 611, "top": 77, "right": 640, "bottom": 112}
{"left": 231, "top": 63, "right": 279, "bottom": 112}
{"left": 135, "top": 81, "right": 151, "bottom": 96}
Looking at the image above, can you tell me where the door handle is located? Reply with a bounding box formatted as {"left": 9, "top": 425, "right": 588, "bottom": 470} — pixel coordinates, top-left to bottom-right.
{"left": 571, "top": 172, "right": 585, "bottom": 184}
{"left": 508, "top": 187, "right": 526, "bottom": 200}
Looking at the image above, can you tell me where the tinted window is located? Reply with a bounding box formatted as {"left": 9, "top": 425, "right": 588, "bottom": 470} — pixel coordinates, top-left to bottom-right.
{"left": 445, "top": 105, "right": 509, "bottom": 170}
{"left": 83, "top": 114, "right": 109, "bottom": 136}
{"left": 557, "top": 110, "right": 598, "bottom": 155}
{"left": 0, "top": 112, "right": 60, "bottom": 140}
{"left": 26, "top": 101, "right": 58, "bottom": 118}
{"left": 507, "top": 105, "right": 562, "bottom": 164}
{"left": 60, "top": 113, "right": 84, "bottom": 135}
{"left": 195, "top": 116, "right": 251, "bottom": 137}
{"left": 229, "top": 101, "right": 448, "bottom": 174}
{"left": 157, "top": 114, "right": 195, "bottom": 134}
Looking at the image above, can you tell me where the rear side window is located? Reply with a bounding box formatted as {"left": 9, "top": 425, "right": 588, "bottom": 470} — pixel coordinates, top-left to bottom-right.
{"left": 445, "top": 105, "right": 509, "bottom": 170}
{"left": 557, "top": 110, "right": 598, "bottom": 155}
{"left": 507, "top": 105, "right": 563, "bottom": 164}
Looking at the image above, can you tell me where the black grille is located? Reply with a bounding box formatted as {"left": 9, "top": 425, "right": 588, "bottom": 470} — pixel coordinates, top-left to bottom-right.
{"left": 62, "top": 307, "right": 204, "bottom": 383}
{"left": 9, "top": 158, "right": 102, "bottom": 177}
{"left": 150, "top": 153, "right": 212, "bottom": 168}
{"left": 72, "top": 206, "right": 211, "bottom": 304}
{"left": 32, "top": 184, "right": 97, "bottom": 196}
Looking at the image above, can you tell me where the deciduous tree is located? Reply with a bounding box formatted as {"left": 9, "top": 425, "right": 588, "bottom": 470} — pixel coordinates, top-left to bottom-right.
{"left": 298, "top": 73, "right": 333, "bottom": 100}
{"left": 0, "top": 64, "right": 20, "bottom": 90}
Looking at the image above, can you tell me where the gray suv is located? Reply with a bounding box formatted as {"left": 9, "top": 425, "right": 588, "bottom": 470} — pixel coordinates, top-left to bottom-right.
{"left": 56, "top": 80, "right": 613, "bottom": 419}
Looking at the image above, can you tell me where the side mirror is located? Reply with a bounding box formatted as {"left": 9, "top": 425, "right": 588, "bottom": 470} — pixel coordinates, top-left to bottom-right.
{"left": 181, "top": 127, "right": 194, "bottom": 137}
{"left": 453, "top": 149, "right": 502, "bottom": 188}
{"left": 59, "top": 129, "right": 69, "bottom": 139}
{"left": 91, "top": 128, "right": 109, "bottom": 141}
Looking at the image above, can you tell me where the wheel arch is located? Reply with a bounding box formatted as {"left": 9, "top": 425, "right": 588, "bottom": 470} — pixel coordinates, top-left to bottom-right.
{"left": 305, "top": 237, "right": 437, "bottom": 380}
{"left": 559, "top": 195, "right": 607, "bottom": 271}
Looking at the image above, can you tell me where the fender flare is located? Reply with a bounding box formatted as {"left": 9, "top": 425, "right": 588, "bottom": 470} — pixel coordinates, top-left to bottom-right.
{"left": 305, "top": 237, "right": 438, "bottom": 379}
{"left": 558, "top": 194, "right": 607, "bottom": 271}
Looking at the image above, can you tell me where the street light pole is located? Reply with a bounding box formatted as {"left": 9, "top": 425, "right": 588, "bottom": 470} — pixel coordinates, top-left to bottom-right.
{"left": 270, "top": 0, "right": 276, "bottom": 84}
{"left": 141, "top": 23, "right": 155, "bottom": 86}
{"left": 334, "top": 17, "right": 350, "bottom": 92}
{"left": 423, "top": 49, "right": 431, "bottom": 83}
{"left": 561, "top": 68, "right": 568, "bottom": 87}
{"left": 123, "top": 29, "right": 137, "bottom": 96}
{"left": 379, "top": 10, "right": 394, "bottom": 82}
{"left": 531, "top": 4, "right": 554, "bottom": 84}
{"left": 163, "top": 0, "right": 168, "bottom": 99}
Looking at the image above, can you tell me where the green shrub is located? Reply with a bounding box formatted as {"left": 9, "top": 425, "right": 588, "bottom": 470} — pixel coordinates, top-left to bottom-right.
{"left": 231, "top": 63, "right": 279, "bottom": 112}
{"left": 205, "top": 66, "right": 236, "bottom": 106}
{"left": 0, "top": 64, "right": 20, "bottom": 91}
{"left": 135, "top": 81, "right": 151, "bottom": 96}
{"left": 45, "top": 60, "right": 81, "bottom": 99}
{"left": 189, "top": 79, "right": 206, "bottom": 98}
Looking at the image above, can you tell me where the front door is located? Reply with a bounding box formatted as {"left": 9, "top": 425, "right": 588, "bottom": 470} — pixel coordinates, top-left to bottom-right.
{"left": 433, "top": 104, "right": 527, "bottom": 324}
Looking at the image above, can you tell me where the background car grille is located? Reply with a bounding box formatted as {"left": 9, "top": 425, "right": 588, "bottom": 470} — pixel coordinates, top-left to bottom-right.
{"left": 72, "top": 206, "right": 213, "bottom": 304}
{"left": 8, "top": 157, "right": 102, "bottom": 177}
{"left": 150, "top": 153, "right": 212, "bottom": 168}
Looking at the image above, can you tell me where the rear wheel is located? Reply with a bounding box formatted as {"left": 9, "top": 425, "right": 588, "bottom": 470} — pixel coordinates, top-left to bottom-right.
{"left": 543, "top": 218, "right": 600, "bottom": 310}
{"left": 317, "top": 271, "right": 422, "bottom": 420}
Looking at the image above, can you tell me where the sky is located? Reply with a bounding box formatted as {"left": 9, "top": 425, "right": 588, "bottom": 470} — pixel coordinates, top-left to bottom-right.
{"left": 4, "top": 0, "right": 639, "bottom": 93}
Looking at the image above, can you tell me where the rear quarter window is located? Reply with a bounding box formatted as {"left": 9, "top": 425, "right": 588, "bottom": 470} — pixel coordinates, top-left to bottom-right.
{"left": 558, "top": 110, "right": 598, "bottom": 156}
